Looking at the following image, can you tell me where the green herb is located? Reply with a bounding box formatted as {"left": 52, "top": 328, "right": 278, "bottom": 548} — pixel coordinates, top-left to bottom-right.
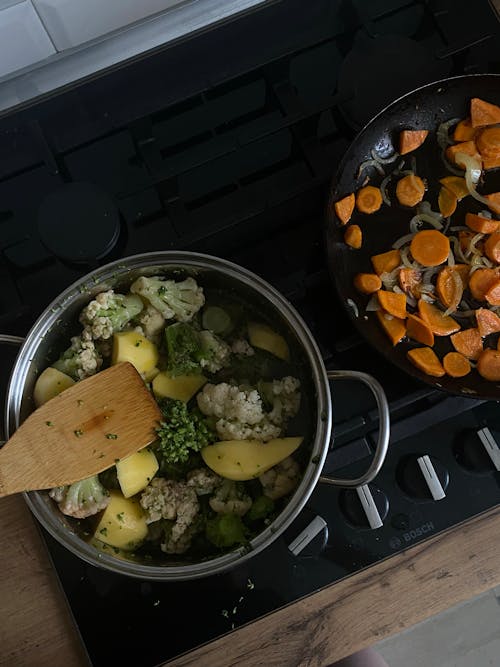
{"left": 106, "top": 433, "right": 118, "bottom": 440}
{"left": 134, "top": 340, "right": 142, "bottom": 347}
{"left": 74, "top": 429, "right": 84, "bottom": 437}
{"left": 116, "top": 512, "right": 124, "bottom": 522}
{"left": 99, "top": 527, "right": 108, "bottom": 536}
{"left": 45, "top": 421, "right": 54, "bottom": 427}
{"left": 114, "top": 458, "right": 120, "bottom": 464}
{"left": 77, "top": 399, "right": 83, "bottom": 406}
{"left": 98, "top": 453, "right": 105, "bottom": 459}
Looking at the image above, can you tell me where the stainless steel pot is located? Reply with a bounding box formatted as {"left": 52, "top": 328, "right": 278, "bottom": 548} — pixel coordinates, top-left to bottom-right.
{"left": 2, "top": 251, "right": 390, "bottom": 580}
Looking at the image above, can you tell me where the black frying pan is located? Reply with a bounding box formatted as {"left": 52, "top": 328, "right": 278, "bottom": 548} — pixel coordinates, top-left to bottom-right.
{"left": 326, "top": 74, "right": 500, "bottom": 401}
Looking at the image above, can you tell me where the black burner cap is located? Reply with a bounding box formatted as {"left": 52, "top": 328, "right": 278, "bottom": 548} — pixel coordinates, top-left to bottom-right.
{"left": 38, "top": 182, "right": 120, "bottom": 263}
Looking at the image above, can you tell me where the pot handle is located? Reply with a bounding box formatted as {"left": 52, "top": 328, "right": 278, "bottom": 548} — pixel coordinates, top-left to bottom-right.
{"left": 319, "top": 370, "right": 390, "bottom": 488}
{"left": 0, "top": 334, "right": 24, "bottom": 443}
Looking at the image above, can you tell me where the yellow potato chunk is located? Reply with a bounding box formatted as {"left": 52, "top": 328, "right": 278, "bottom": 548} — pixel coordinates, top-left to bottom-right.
{"left": 111, "top": 332, "right": 159, "bottom": 374}
{"left": 247, "top": 322, "right": 290, "bottom": 361}
{"left": 33, "top": 367, "right": 75, "bottom": 407}
{"left": 201, "top": 437, "right": 303, "bottom": 481}
{"left": 93, "top": 490, "right": 148, "bottom": 550}
{"left": 152, "top": 371, "right": 207, "bottom": 402}
{"left": 116, "top": 448, "right": 159, "bottom": 498}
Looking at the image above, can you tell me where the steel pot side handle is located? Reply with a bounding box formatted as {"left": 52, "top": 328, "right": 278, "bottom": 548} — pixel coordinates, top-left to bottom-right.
{"left": 319, "top": 370, "right": 390, "bottom": 488}
{"left": 0, "top": 334, "right": 24, "bottom": 444}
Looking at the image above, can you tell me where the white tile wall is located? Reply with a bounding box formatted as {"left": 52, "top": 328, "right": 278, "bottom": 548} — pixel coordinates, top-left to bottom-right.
{"left": 32, "top": 0, "right": 187, "bottom": 50}
{"left": 0, "top": 2, "right": 55, "bottom": 78}
{"left": 0, "top": 0, "right": 24, "bottom": 9}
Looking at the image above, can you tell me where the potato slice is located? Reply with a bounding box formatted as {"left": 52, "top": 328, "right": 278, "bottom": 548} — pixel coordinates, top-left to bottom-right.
{"left": 152, "top": 371, "right": 207, "bottom": 402}
{"left": 247, "top": 322, "right": 290, "bottom": 361}
{"left": 201, "top": 437, "right": 303, "bottom": 481}
{"left": 116, "top": 449, "right": 159, "bottom": 498}
{"left": 93, "top": 490, "right": 148, "bottom": 550}
{"left": 112, "top": 332, "right": 159, "bottom": 374}
{"left": 33, "top": 367, "right": 75, "bottom": 407}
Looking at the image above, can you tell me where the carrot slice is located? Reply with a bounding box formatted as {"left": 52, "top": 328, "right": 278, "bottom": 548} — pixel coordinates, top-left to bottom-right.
{"left": 470, "top": 97, "right": 500, "bottom": 128}
{"left": 484, "top": 193, "right": 500, "bottom": 215}
{"left": 442, "top": 352, "right": 471, "bottom": 378}
{"left": 465, "top": 212, "right": 499, "bottom": 234}
{"left": 476, "top": 308, "right": 500, "bottom": 337}
{"left": 377, "top": 290, "right": 407, "bottom": 319}
{"left": 353, "top": 273, "right": 382, "bottom": 294}
{"left": 396, "top": 174, "right": 425, "bottom": 207}
{"left": 334, "top": 193, "right": 355, "bottom": 225}
{"left": 406, "top": 313, "right": 434, "bottom": 346}
{"left": 469, "top": 269, "right": 500, "bottom": 301}
{"left": 485, "top": 279, "right": 500, "bottom": 306}
{"left": 398, "top": 268, "right": 422, "bottom": 297}
{"left": 371, "top": 249, "right": 401, "bottom": 276}
{"left": 407, "top": 347, "right": 445, "bottom": 377}
{"left": 484, "top": 232, "right": 500, "bottom": 264}
{"left": 445, "top": 140, "right": 481, "bottom": 167}
{"left": 477, "top": 349, "right": 500, "bottom": 381}
{"left": 410, "top": 230, "right": 450, "bottom": 267}
{"left": 452, "top": 118, "right": 476, "bottom": 142}
{"left": 450, "top": 328, "right": 483, "bottom": 360}
{"left": 483, "top": 155, "right": 500, "bottom": 171}
{"left": 399, "top": 129, "right": 429, "bottom": 155}
{"left": 439, "top": 176, "right": 469, "bottom": 200}
{"left": 452, "top": 264, "right": 470, "bottom": 290}
{"left": 476, "top": 127, "right": 500, "bottom": 158}
{"left": 438, "top": 186, "right": 457, "bottom": 217}
{"left": 436, "top": 266, "right": 463, "bottom": 311}
{"left": 344, "top": 225, "right": 362, "bottom": 249}
{"left": 356, "top": 186, "right": 383, "bottom": 214}
{"left": 417, "top": 299, "right": 460, "bottom": 336}
{"left": 375, "top": 310, "right": 406, "bottom": 346}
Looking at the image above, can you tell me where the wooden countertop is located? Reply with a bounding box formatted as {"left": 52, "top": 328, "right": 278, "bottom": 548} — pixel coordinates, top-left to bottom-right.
{"left": 1, "top": 493, "right": 499, "bottom": 667}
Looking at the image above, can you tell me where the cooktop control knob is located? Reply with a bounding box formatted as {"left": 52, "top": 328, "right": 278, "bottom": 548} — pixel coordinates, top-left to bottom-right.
{"left": 454, "top": 427, "right": 500, "bottom": 472}
{"left": 397, "top": 454, "right": 449, "bottom": 501}
{"left": 339, "top": 484, "right": 389, "bottom": 529}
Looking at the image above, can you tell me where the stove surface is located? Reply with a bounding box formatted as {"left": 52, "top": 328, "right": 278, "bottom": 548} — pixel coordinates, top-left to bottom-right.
{"left": 1, "top": 1, "right": 500, "bottom": 665}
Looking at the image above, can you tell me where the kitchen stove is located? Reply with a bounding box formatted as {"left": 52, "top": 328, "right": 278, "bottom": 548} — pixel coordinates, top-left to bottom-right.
{"left": 1, "top": 0, "right": 500, "bottom": 665}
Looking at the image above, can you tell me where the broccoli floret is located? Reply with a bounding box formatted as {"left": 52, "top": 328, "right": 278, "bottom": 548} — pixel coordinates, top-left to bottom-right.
{"left": 155, "top": 399, "right": 217, "bottom": 465}
{"left": 49, "top": 475, "right": 110, "bottom": 519}
{"left": 130, "top": 276, "right": 204, "bottom": 322}
{"left": 246, "top": 495, "right": 275, "bottom": 521}
{"left": 53, "top": 331, "right": 103, "bottom": 380}
{"left": 165, "top": 322, "right": 230, "bottom": 376}
{"left": 79, "top": 290, "right": 144, "bottom": 340}
{"left": 205, "top": 513, "right": 247, "bottom": 548}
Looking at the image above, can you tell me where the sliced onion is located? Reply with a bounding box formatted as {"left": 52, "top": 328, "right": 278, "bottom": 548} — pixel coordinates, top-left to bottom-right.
{"left": 454, "top": 309, "right": 475, "bottom": 318}
{"left": 420, "top": 283, "right": 436, "bottom": 294}
{"left": 384, "top": 313, "right": 394, "bottom": 321}
{"left": 459, "top": 152, "right": 491, "bottom": 205}
{"left": 447, "top": 248, "right": 455, "bottom": 267}
{"left": 346, "top": 298, "right": 359, "bottom": 318}
{"left": 440, "top": 148, "right": 465, "bottom": 177}
{"left": 437, "top": 117, "right": 460, "bottom": 149}
{"left": 366, "top": 295, "right": 380, "bottom": 311}
{"left": 357, "top": 159, "right": 385, "bottom": 178}
{"left": 478, "top": 209, "right": 493, "bottom": 219}
{"left": 371, "top": 148, "right": 399, "bottom": 164}
{"left": 393, "top": 159, "right": 406, "bottom": 174}
{"left": 450, "top": 236, "right": 468, "bottom": 264}
{"left": 450, "top": 225, "right": 469, "bottom": 232}
{"left": 400, "top": 246, "right": 419, "bottom": 268}
{"left": 467, "top": 232, "right": 485, "bottom": 256}
{"left": 406, "top": 293, "right": 417, "bottom": 308}
{"left": 409, "top": 155, "right": 417, "bottom": 174}
{"left": 392, "top": 232, "right": 417, "bottom": 249}
{"left": 380, "top": 172, "right": 393, "bottom": 206}
{"left": 421, "top": 293, "right": 435, "bottom": 303}
{"left": 422, "top": 266, "right": 440, "bottom": 283}
{"left": 410, "top": 213, "right": 444, "bottom": 231}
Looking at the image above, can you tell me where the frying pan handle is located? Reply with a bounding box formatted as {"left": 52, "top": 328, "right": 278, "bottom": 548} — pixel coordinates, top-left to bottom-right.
{"left": 0, "top": 334, "right": 24, "bottom": 444}
{"left": 319, "top": 370, "right": 390, "bottom": 488}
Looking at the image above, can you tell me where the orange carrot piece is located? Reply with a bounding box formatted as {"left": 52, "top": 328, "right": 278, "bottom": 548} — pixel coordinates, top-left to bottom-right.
{"left": 452, "top": 118, "right": 476, "bottom": 142}
{"left": 485, "top": 279, "right": 500, "bottom": 306}
{"left": 395, "top": 174, "right": 426, "bottom": 207}
{"left": 334, "top": 193, "right": 355, "bottom": 225}
{"left": 377, "top": 290, "right": 407, "bottom": 319}
{"left": 465, "top": 212, "right": 499, "bottom": 234}
{"left": 371, "top": 249, "right": 401, "bottom": 276}
{"left": 398, "top": 268, "right": 422, "bottom": 297}
{"left": 483, "top": 154, "right": 500, "bottom": 171}
{"left": 445, "top": 140, "right": 481, "bottom": 167}
{"left": 406, "top": 313, "right": 434, "bottom": 346}
{"left": 438, "top": 186, "right": 457, "bottom": 217}
{"left": 452, "top": 264, "right": 470, "bottom": 289}
{"left": 477, "top": 348, "right": 500, "bottom": 381}
{"left": 484, "top": 232, "right": 500, "bottom": 264}
{"left": 470, "top": 97, "right": 500, "bottom": 128}
{"left": 436, "top": 266, "right": 464, "bottom": 311}
{"left": 399, "top": 130, "right": 429, "bottom": 155}
{"left": 410, "top": 230, "right": 450, "bottom": 267}
{"left": 484, "top": 193, "right": 500, "bottom": 215}
{"left": 355, "top": 186, "right": 383, "bottom": 214}
{"left": 375, "top": 310, "right": 406, "bottom": 346}
{"left": 344, "top": 224, "right": 362, "bottom": 249}
{"left": 442, "top": 352, "right": 471, "bottom": 377}
{"left": 459, "top": 230, "right": 478, "bottom": 254}
{"left": 469, "top": 268, "right": 500, "bottom": 301}
{"left": 476, "top": 308, "right": 500, "bottom": 337}
{"left": 353, "top": 273, "right": 382, "bottom": 294}
{"left": 407, "top": 347, "right": 445, "bottom": 377}
{"left": 450, "top": 328, "right": 483, "bottom": 360}
{"left": 418, "top": 299, "right": 460, "bottom": 336}
{"left": 439, "top": 176, "right": 469, "bottom": 200}
{"left": 476, "top": 127, "right": 500, "bottom": 158}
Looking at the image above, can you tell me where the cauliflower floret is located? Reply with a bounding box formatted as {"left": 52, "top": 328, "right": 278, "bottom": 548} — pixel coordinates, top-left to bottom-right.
{"left": 130, "top": 276, "right": 204, "bottom": 322}
{"left": 198, "top": 330, "right": 231, "bottom": 373}
{"left": 79, "top": 290, "right": 143, "bottom": 340}
{"left": 266, "top": 376, "right": 301, "bottom": 425}
{"left": 49, "top": 475, "right": 110, "bottom": 519}
{"left": 259, "top": 457, "right": 301, "bottom": 500}
{"left": 186, "top": 468, "right": 222, "bottom": 495}
{"left": 135, "top": 304, "right": 165, "bottom": 343}
{"left": 209, "top": 480, "right": 252, "bottom": 516}
{"left": 197, "top": 383, "right": 264, "bottom": 424}
{"left": 231, "top": 338, "right": 255, "bottom": 356}
{"left": 53, "top": 332, "right": 103, "bottom": 380}
{"left": 161, "top": 522, "right": 199, "bottom": 555}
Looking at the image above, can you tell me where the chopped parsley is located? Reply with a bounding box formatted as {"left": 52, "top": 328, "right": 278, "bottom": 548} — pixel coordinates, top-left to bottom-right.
{"left": 99, "top": 527, "right": 108, "bottom": 536}
{"left": 116, "top": 512, "right": 125, "bottom": 522}
{"left": 74, "top": 429, "right": 84, "bottom": 437}
{"left": 45, "top": 421, "right": 54, "bottom": 427}
{"left": 105, "top": 433, "right": 118, "bottom": 440}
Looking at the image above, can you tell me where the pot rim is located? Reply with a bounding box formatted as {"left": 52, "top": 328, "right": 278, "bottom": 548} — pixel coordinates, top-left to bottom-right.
{"left": 5, "top": 250, "right": 332, "bottom": 580}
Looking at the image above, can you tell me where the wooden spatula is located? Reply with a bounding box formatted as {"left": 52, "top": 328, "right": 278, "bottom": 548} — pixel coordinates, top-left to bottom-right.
{"left": 0, "top": 362, "right": 162, "bottom": 498}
